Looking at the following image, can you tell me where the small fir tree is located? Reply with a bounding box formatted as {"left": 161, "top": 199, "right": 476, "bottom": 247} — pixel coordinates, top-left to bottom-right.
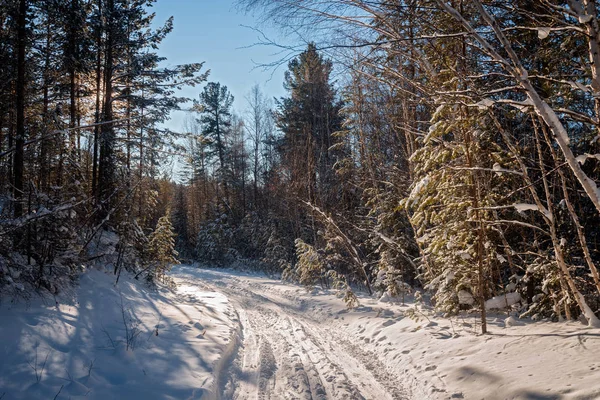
{"left": 147, "top": 212, "right": 179, "bottom": 281}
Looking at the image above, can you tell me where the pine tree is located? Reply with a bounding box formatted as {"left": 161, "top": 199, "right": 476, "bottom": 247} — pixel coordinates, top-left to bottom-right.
{"left": 195, "top": 81, "right": 235, "bottom": 213}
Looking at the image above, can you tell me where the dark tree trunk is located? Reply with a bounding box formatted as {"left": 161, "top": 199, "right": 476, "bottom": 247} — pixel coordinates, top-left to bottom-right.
{"left": 13, "top": 0, "right": 27, "bottom": 218}
{"left": 97, "top": 0, "right": 114, "bottom": 217}
{"left": 92, "top": 0, "right": 103, "bottom": 200}
{"left": 68, "top": 0, "right": 80, "bottom": 152}
{"left": 40, "top": 17, "right": 51, "bottom": 192}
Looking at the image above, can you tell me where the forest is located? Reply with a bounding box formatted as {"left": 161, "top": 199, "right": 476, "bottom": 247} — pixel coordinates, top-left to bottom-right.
{"left": 2, "top": 0, "right": 600, "bottom": 338}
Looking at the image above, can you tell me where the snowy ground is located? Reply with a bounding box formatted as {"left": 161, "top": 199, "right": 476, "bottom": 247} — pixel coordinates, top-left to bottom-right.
{"left": 0, "top": 267, "right": 238, "bottom": 399}
{"left": 1, "top": 265, "right": 600, "bottom": 399}
{"left": 183, "top": 267, "right": 600, "bottom": 400}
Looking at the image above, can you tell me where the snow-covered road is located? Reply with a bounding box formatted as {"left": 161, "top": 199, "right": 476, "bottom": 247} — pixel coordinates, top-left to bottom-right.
{"left": 171, "top": 266, "right": 600, "bottom": 400}
{"left": 173, "top": 267, "right": 408, "bottom": 400}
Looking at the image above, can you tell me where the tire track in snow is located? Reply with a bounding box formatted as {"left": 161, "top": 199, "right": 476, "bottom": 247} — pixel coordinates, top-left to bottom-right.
{"left": 297, "top": 319, "right": 407, "bottom": 400}
{"left": 228, "top": 307, "right": 261, "bottom": 400}
{"left": 258, "top": 337, "right": 277, "bottom": 398}
{"left": 190, "top": 269, "right": 408, "bottom": 400}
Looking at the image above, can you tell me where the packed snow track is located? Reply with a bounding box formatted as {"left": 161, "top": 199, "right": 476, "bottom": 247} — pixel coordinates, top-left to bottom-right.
{"left": 172, "top": 266, "right": 409, "bottom": 400}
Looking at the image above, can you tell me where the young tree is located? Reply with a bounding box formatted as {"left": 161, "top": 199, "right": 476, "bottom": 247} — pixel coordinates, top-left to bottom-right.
{"left": 147, "top": 212, "right": 179, "bottom": 281}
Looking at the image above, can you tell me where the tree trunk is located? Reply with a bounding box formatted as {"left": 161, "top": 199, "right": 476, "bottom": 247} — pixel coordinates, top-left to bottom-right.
{"left": 97, "top": 0, "right": 114, "bottom": 217}
{"left": 13, "top": 0, "right": 27, "bottom": 218}
{"left": 40, "top": 16, "right": 51, "bottom": 192}
{"left": 92, "top": 0, "right": 103, "bottom": 200}
{"left": 68, "top": 0, "right": 79, "bottom": 151}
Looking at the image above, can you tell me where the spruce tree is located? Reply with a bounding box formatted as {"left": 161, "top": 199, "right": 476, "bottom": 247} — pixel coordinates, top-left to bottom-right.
{"left": 276, "top": 43, "right": 343, "bottom": 210}
{"left": 147, "top": 212, "right": 179, "bottom": 281}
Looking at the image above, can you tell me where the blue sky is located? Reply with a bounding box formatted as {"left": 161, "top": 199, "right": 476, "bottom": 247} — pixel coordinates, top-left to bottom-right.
{"left": 152, "top": 0, "right": 290, "bottom": 132}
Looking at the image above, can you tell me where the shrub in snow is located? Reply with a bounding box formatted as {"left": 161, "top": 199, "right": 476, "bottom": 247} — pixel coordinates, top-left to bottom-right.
{"left": 0, "top": 173, "right": 107, "bottom": 298}
{"left": 342, "top": 288, "right": 359, "bottom": 309}
{"left": 328, "top": 269, "right": 360, "bottom": 309}
{"left": 234, "top": 212, "right": 270, "bottom": 260}
{"left": 113, "top": 220, "right": 149, "bottom": 282}
{"left": 262, "top": 229, "right": 292, "bottom": 273}
{"left": 2, "top": 192, "right": 84, "bottom": 295}
{"left": 517, "top": 259, "right": 570, "bottom": 321}
{"left": 283, "top": 239, "right": 358, "bottom": 308}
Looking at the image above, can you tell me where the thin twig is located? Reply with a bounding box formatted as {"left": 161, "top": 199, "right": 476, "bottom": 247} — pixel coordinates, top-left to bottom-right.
{"left": 39, "top": 349, "right": 52, "bottom": 383}
{"left": 87, "top": 358, "right": 96, "bottom": 379}
{"left": 101, "top": 324, "right": 116, "bottom": 349}
{"left": 53, "top": 384, "right": 64, "bottom": 400}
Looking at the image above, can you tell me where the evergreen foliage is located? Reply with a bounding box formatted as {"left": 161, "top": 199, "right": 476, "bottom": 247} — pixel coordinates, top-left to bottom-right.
{"left": 147, "top": 212, "right": 179, "bottom": 281}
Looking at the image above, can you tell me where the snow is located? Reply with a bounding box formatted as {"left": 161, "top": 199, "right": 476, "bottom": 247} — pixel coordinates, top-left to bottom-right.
{"left": 424, "top": 121, "right": 442, "bottom": 143}
{"left": 516, "top": 97, "right": 534, "bottom": 112}
{"left": 457, "top": 290, "right": 475, "bottom": 305}
{"left": 3, "top": 265, "right": 600, "bottom": 400}
{"left": 576, "top": 153, "right": 600, "bottom": 165}
{"left": 512, "top": 203, "right": 554, "bottom": 221}
{"left": 537, "top": 27, "right": 551, "bottom": 39}
{"left": 491, "top": 163, "right": 523, "bottom": 176}
{"left": 476, "top": 98, "right": 495, "bottom": 110}
{"left": 0, "top": 267, "right": 237, "bottom": 399}
{"left": 559, "top": 198, "right": 567, "bottom": 209}
{"left": 569, "top": 80, "right": 588, "bottom": 92}
{"left": 432, "top": 104, "right": 445, "bottom": 119}
{"left": 513, "top": 203, "right": 538, "bottom": 213}
{"left": 184, "top": 267, "right": 600, "bottom": 399}
{"left": 408, "top": 175, "right": 430, "bottom": 205}
{"left": 504, "top": 315, "right": 523, "bottom": 327}
{"left": 485, "top": 292, "right": 521, "bottom": 310}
